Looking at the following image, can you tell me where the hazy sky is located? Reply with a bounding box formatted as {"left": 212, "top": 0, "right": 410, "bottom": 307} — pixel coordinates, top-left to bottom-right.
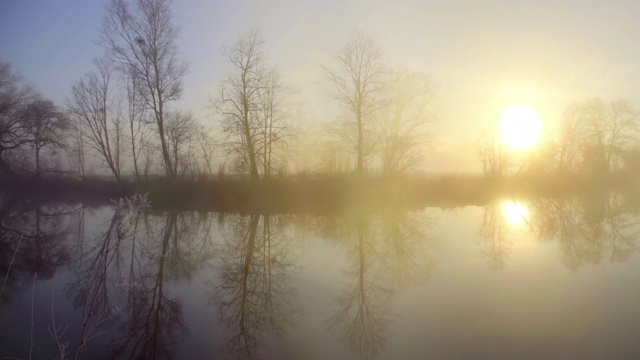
{"left": 2, "top": 0, "right": 639, "bottom": 172}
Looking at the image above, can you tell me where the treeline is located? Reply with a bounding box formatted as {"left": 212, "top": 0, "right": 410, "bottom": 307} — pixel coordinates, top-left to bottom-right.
{"left": 0, "top": 0, "right": 436, "bottom": 183}
{"left": 3, "top": 0, "right": 639, "bottom": 185}
{"left": 477, "top": 100, "right": 640, "bottom": 179}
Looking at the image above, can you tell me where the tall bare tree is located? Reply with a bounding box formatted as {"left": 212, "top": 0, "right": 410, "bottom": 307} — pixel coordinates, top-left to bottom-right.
{"left": 164, "top": 110, "right": 196, "bottom": 178}
{"left": 213, "top": 31, "right": 270, "bottom": 180}
{"left": 123, "top": 68, "right": 150, "bottom": 181}
{"left": 99, "top": 0, "right": 188, "bottom": 180}
{"left": 194, "top": 127, "right": 218, "bottom": 179}
{"left": 323, "top": 31, "right": 388, "bottom": 176}
{"left": 66, "top": 58, "right": 123, "bottom": 181}
{"left": 476, "top": 129, "right": 510, "bottom": 177}
{"left": 376, "top": 69, "right": 436, "bottom": 176}
{"left": 258, "top": 68, "right": 291, "bottom": 179}
{"left": 555, "top": 103, "right": 591, "bottom": 173}
{"left": 594, "top": 100, "right": 638, "bottom": 172}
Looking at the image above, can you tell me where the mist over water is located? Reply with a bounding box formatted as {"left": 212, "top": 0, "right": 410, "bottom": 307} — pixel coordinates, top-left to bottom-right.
{"left": 3, "top": 1, "right": 640, "bottom": 358}
{"left": 2, "top": 189, "right": 640, "bottom": 359}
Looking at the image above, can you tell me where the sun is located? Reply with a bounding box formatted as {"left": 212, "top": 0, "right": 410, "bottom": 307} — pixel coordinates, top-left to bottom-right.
{"left": 499, "top": 105, "right": 542, "bottom": 150}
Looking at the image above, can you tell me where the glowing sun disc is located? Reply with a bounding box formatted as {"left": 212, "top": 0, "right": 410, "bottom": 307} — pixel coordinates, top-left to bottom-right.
{"left": 500, "top": 105, "right": 542, "bottom": 150}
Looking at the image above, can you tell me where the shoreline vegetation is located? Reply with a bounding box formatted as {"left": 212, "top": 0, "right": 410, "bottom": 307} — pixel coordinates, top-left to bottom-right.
{"left": 2, "top": 1, "right": 640, "bottom": 211}
{"left": 3, "top": 171, "right": 639, "bottom": 213}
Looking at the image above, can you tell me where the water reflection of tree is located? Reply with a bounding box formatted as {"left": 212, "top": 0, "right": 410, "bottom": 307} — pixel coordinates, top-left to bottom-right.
{"left": 211, "top": 213, "right": 295, "bottom": 359}
{"left": 0, "top": 199, "right": 73, "bottom": 305}
{"left": 63, "top": 205, "right": 216, "bottom": 359}
{"left": 527, "top": 192, "right": 639, "bottom": 270}
{"left": 477, "top": 203, "right": 511, "bottom": 269}
{"left": 107, "top": 211, "right": 185, "bottom": 359}
{"left": 106, "top": 210, "right": 216, "bottom": 359}
{"left": 319, "top": 208, "right": 436, "bottom": 359}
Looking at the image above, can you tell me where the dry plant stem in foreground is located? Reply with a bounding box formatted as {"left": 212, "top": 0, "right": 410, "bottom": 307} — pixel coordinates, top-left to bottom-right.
{"left": 48, "top": 267, "right": 70, "bottom": 359}
{"left": 0, "top": 234, "right": 23, "bottom": 302}
{"left": 30, "top": 272, "right": 38, "bottom": 360}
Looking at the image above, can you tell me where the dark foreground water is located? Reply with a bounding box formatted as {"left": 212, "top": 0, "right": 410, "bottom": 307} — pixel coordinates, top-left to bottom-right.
{"left": 2, "top": 192, "right": 640, "bottom": 359}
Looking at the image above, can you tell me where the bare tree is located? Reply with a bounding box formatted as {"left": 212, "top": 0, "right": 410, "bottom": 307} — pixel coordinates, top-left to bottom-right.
{"left": 20, "top": 98, "right": 69, "bottom": 176}
{"left": 212, "top": 32, "right": 293, "bottom": 180}
{"left": 476, "top": 129, "right": 510, "bottom": 177}
{"left": 212, "top": 31, "right": 267, "bottom": 180}
{"left": 194, "top": 126, "right": 218, "bottom": 179}
{"left": 375, "top": 69, "right": 436, "bottom": 176}
{"left": 258, "top": 68, "right": 292, "bottom": 179}
{"left": 0, "top": 59, "right": 36, "bottom": 176}
{"left": 323, "top": 31, "right": 388, "bottom": 176}
{"left": 555, "top": 99, "right": 639, "bottom": 173}
{"left": 164, "top": 110, "right": 197, "bottom": 178}
{"left": 555, "top": 103, "right": 590, "bottom": 173}
{"left": 596, "top": 100, "right": 638, "bottom": 172}
{"left": 123, "top": 68, "right": 150, "bottom": 181}
{"left": 66, "top": 58, "right": 123, "bottom": 181}
{"left": 68, "top": 122, "right": 86, "bottom": 177}
{"left": 99, "top": 0, "right": 189, "bottom": 180}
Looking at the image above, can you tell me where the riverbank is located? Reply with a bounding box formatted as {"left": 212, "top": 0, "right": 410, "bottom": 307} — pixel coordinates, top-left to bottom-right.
{"left": 1, "top": 172, "right": 637, "bottom": 213}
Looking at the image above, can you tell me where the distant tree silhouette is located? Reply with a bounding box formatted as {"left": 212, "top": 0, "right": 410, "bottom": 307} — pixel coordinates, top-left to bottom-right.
{"left": 543, "top": 98, "right": 638, "bottom": 175}
{"left": 0, "top": 59, "right": 70, "bottom": 177}
{"left": 323, "top": 31, "right": 388, "bottom": 177}
{"left": 475, "top": 129, "right": 510, "bottom": 177}
{"left": 123, "top": 66, "right": 151, "bottom": 181}
{"left": 66, "top": 57, "right": 123, "bottom": 181}
{"left": 375, "top": 69, "right": 437, "bottom": 176}
{"left": 21, "top": 97, "right": 69, "bottom": 176}
{"left": 0, "top": 60, "right": 35, "bottom": 176}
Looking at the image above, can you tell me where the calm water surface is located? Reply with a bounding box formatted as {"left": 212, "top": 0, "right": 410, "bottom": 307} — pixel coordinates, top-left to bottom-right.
{"left": 2, "top": 193, "right": 640, "bottom": 359}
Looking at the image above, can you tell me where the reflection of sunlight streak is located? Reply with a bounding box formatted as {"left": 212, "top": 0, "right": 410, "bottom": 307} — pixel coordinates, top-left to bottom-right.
{"left": 502, "top": 202, "right": 528, "bottom": 225}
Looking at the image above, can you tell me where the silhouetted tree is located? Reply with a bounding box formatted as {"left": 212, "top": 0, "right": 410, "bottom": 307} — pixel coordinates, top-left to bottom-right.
{"left": 213, "top": 31, "right": 263, "bottom": 179}
{"left": 194, "top": 126, "right": 218, "bottom": 179}
{"left": 476, "top": 129, "right": 510, "bottom": 177}
{"left": 164, "top": 110, "right": 197, "bottom": 178}
{"left": 0, "top": 59, "right": 36, "bottom": 176}
{"left": 258, "top": 68, "right": 292, "bottom": 179}
{"left": 375, "top": 69, "right": 436, "bottom": 176}
{"left": 100, "top": 0, "right": 189, "bottom": 180}
{"left": 323, "top": 31, "right": 387, "bottom": 176}
{"left": 66, "top": 58, "right": 123, "bottom": 181}
{"left": 213, "top": 31, "right": 291, "bottom": 180}
{"left": 21, "top": 98, "right": 69, "bottom": 176}
{"left": 555, "top": 99, "right": 639, "bottom": 174}
{"left": 554, "top": 103, "right": 590, "bottom": 173}
{"left": 124, "top": 67, "right": 150, "bottom": 181}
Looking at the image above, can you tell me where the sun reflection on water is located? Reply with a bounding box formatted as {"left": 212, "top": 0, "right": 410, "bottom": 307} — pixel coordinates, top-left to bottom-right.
{"left": 502, "top": 201, "right": 528, "bottom": 225}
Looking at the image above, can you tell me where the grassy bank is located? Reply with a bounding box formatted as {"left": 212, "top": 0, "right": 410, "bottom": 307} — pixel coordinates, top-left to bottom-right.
{"left": 1, "top": 172, "right": 637, "bottom": 213}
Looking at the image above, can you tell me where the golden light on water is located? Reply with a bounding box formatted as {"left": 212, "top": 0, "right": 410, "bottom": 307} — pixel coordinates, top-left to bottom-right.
{"left": 502, "top": 201, "right": 528, "bottom": 225}
{"left": 500, "top": 105, "right": 543, "bottom": 150}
